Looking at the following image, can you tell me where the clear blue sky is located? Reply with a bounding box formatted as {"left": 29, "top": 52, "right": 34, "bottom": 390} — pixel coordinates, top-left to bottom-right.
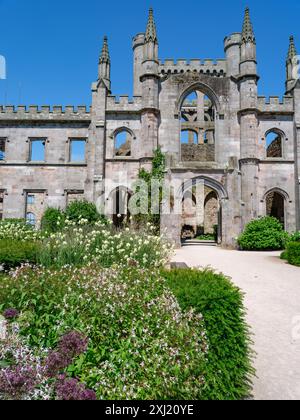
{"left": 1, "top": 0, "right": 300, "bottom": 106}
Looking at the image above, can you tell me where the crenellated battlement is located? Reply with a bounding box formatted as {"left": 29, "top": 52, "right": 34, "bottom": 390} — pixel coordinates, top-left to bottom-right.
{"left": 159, "top": 59, "right": 227, "bottom": 77}
{"left": 257, "top": 96, "right": 294, "bottom": 113}
{"left": 0, "top": 105, "right": 91, "bottom": 121}
{"left": 106, "top": 96, "right": 142, "bottom": 112}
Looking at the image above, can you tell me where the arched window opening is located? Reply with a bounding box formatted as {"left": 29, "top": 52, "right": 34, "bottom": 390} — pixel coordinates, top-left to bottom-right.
{"left": 112, "top": 187, "right": 132, "bottom": 228}
{"left": 266, "top": 131, "right": 283, "bottom": 158}
{"left": 26, "top": 212, "right": 36, "bottom": 227}
{"left": 180, "top": 130, "right": 198, "bottom": 145}
{"left": 180, "top": 89, "right": 216, "bottom": 162}
{"left": 266, "top": 191, "right": 285, "bottom": 227}
{"left": 115, "top": 130, "right": 132, "bottom": 157}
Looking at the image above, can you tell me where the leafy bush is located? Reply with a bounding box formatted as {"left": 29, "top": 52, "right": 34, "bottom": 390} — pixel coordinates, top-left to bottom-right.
{"left": 286, "top": 242, "right": 300, "bottom": 267}
{"left": 0, "top": 265, "right": 208, "bottom": 400}
{"left": 41, "top": 208, "right": 65, "bottom": 234}
{"left": 238, "top": 217, "right": 287, "bottom": 251}
{"left": 0, "top": 239, "right": 38, "bottom": 270}
{"left": 288, "top": 231, "right": 300, "bottom": 243}
{"left": 163, "top": 268, "right": 254, "bottom": 400}
{"left": 65, "top": 200, "right": 103, "bottom": 225}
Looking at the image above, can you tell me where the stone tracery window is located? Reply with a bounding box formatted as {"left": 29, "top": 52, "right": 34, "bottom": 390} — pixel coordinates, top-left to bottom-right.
{"left": 180, "top": 90, "right": 216, "bottom": 162}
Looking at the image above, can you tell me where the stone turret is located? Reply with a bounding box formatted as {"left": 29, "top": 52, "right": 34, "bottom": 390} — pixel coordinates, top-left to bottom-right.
{"left": 133, "top": 33, "right": 145, "bottom": 96}
{"left": 98, "top": 36, "right": 111, "bottom": 91}
{"left": 86, "top": 36, "right": 111, "bottom": 203}
{"left": 239, "top": 7, "right": 260, "bottom": 226}
{"left": 140, "top": 8, "right": 160, "bottom": 157}
{"left": 286, "top": 36, "right": 297, "bottom": 94}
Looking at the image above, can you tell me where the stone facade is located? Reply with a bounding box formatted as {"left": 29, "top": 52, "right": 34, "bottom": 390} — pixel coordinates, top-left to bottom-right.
{"left": 0, "top": 8, "right": 299, "bottom": 247}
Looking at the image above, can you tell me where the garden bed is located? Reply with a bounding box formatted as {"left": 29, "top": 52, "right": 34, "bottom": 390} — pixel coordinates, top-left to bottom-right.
{"left": 162, "top": 268, "right": 254, "bottom": 400}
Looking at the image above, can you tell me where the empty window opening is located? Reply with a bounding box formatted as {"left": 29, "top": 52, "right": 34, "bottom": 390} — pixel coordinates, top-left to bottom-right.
{"left": 115, "top": 131, "right": 132, "bottom": 157}
{"left": 0, "top": 191, "right": 4, "bottom": 220}
{"left": 112, "top": 187, "right": 132, "bottom": 227}
{"left": 180, "top": 130, "right": 198, "bottom": 145}
{"left": 266, "top": 131, "right": 282, "bottom": 158}
{"left": 180, "top": 89, "right": 216, "bottom": 162}
{"left": 26, "top": 212, "right": 36, "bottom": 227}
{"left": 27, "top": 194, "right": 35, "bottom": 205}
{"left": 25, "top": 192, "right": 45, "bottom": 228}
{"left": 67, "top": 191, "right": 84, "bottom": 205}
{"left": 70, "top": 139, "right": 86, "bottom": 162}
{"left": 266, "top": 191, "right": 285, "bottom": 227}
{"left": 0, "top": 138, "right": 6, "bottom": 161}
{"left": 30, "top": 139, "right": 45, "bottom": 162}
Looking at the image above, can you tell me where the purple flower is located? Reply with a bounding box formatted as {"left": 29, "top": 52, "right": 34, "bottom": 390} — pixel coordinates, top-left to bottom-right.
{"left": 55, "top": 375, "right": 97, "bottom": 401}
{"left": 45, "top": 351, "right": 72, "bottom": 378}
{"left": 45, "top": 331, "right": 88, "bottom": 378}
{"left": 58, "top": 331, "right": 88, "bottom": 359}
{"left": 3, "top": 308, "right": 19, "bottom": 320}
{"left": 0, "top": 366, "right": 36, "bottom": 398}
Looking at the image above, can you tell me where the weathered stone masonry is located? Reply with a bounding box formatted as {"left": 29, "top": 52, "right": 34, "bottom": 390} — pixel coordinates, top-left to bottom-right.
{"left": 0, "top": 8, "right": 299, "bottom": 247}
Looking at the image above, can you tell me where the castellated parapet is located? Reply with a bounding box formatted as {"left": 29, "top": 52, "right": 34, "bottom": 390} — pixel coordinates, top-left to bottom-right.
{"left": 0, "top": 105, "right": 91, "bottom": 121}
{"left": 0, "top": 7, "right": 299, "bottom": 248}
{"left": 159, "top": 59, "right": 226, "bottom": 77}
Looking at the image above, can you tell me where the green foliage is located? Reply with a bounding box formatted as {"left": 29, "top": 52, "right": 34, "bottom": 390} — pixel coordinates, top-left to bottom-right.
{"left": 286, "top": 242, "right": 300, "bottom": 267}
{"left": 0, "top": 239, "right": 38, "bottom": 269}
{"left": 0, "top": 219, "right": 40, "bottom": 241}
{"left": 65, "top": 200, "right": 103, "bottom": 225}
{"left": 36, "top": 222, "right": 170, "bottom": 270}
{"left": 163, "top": 268, "right": 254, "bottom": 400}
{"left": 41, "top": 208, "right": 65, "bottom": 233}
{"left": 0, "top": 265, "right": 208, "bottom": 400}
{"left": 134, "top": 148, "right": 166, "bottom": 232}
{"left": 238, "top": 216, "right": 287, "bottom": 251}
{"left": 288, "top": 231, "right": 300, "bottom": 243}
{"left": 196, "top": 234, "right": 215, "bottom": 241}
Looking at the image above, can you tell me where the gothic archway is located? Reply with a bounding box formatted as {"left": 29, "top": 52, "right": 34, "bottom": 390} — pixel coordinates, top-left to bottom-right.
{"left": 180, "top": 176, "right": 227, "bottom": 243}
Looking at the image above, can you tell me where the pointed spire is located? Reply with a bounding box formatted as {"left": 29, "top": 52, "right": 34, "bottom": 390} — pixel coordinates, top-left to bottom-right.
{"left": 242, "top": 7, "right": 255, "bottom": 43}
{"left": 99, "top": 36, "right": 110, "bottom": 64}
{"left": 145, "top": 8, "right": 157, "bottom": 43}
{"left": 287, "top": 35, "right": 297, "bottom": 61}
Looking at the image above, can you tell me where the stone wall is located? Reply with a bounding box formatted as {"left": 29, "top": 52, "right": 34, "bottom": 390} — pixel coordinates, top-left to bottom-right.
{"left": 181, "top": 144, "right": 215, "bottom": 162}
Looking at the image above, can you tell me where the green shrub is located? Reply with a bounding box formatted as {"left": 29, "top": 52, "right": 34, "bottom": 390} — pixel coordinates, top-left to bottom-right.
{"left": 238, "top": 216, "right": 287, "bottom": 251}
{"left": 41, "top": 208, "right": 65, "bottom": 233}
{"left": 0, "top": 265, "right": 208, "bottom": 400}
{"left": 162, "top": 268, "right": 254, "bottom": 400}
{"left": 65, "top": 200, "right": 103, "bottom": 225}
{"left": 0, "top": 239, "right": 38, "bottom": 269}
{"left": 288, "top": 231, "right": 300, "bottom": 243}
{"left": 286, "top": 242, "right": 300, "bottom": 267}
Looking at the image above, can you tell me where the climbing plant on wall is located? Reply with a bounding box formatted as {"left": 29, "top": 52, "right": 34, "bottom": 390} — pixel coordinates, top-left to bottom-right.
{"left": 134, "top": 148, "right": 166, "bottom": 232}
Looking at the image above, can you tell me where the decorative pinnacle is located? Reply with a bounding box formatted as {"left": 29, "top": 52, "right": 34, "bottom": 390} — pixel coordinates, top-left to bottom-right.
{"left": 145, "top": 8, "right": 157, "bottom": 43}
{"left": 100, "top": 36, "right": 110, "bottom": 64}
{"left": 242, "top": 7, "right": 255, "bottom": 43}
{"left": 287, "top": 35, "right": 297, "bottom": 61}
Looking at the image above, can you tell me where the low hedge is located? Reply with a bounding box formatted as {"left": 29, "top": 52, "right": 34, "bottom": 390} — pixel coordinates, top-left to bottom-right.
{"left": 0, "top": 239, "right": 38, "bottom": 270}
{"left": 162, "top": 268, "right": 254, "bottom": 400}
{"left": 286, "top": 242, "right": 300, "bottom": 267}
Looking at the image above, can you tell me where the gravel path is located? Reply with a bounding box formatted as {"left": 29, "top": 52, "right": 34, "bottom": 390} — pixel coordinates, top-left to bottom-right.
{"left": 173, "top": 245, "right": 300, "bottom": 401}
